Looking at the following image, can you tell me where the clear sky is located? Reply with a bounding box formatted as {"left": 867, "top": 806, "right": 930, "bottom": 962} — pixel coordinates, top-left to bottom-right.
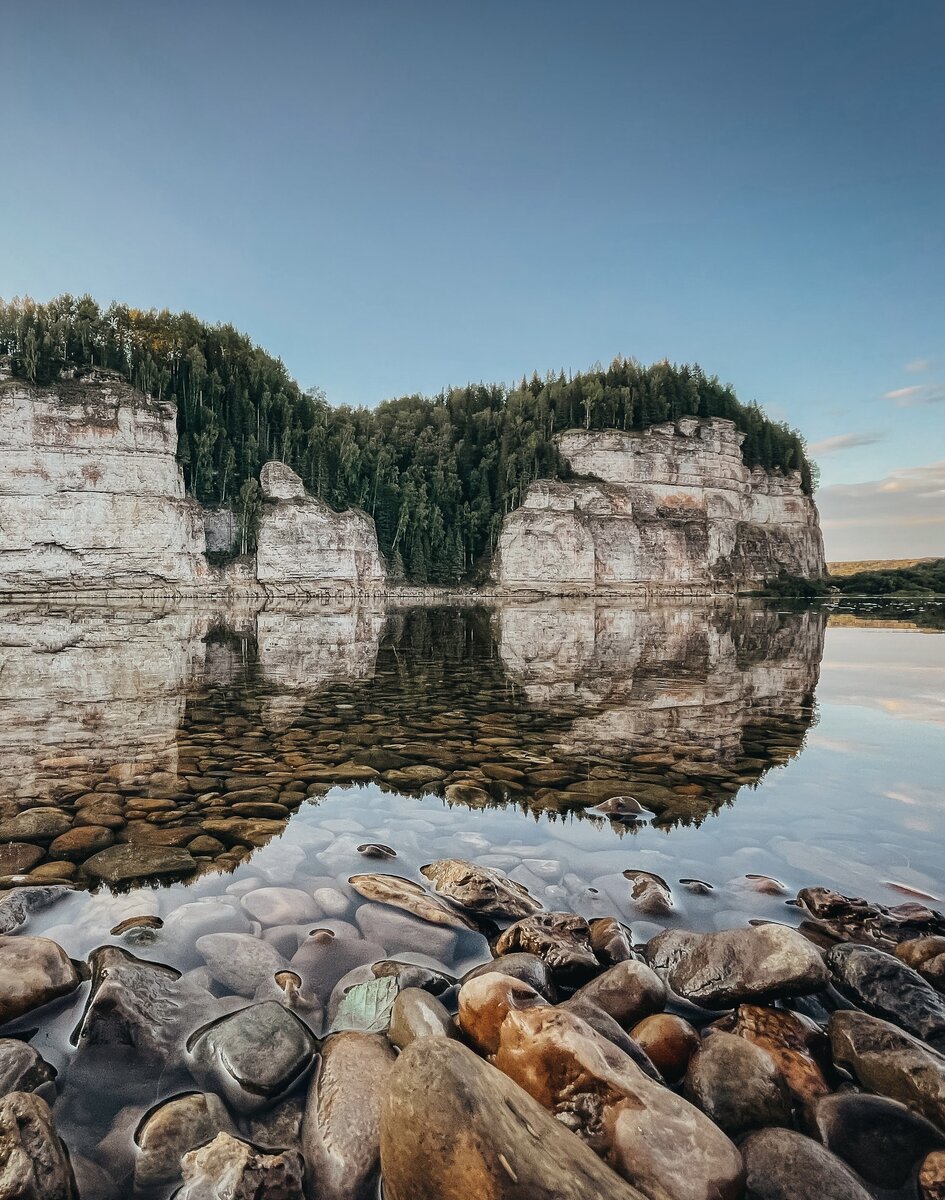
{"left": 4, "top": 1, "right": 943, "bottom": 559}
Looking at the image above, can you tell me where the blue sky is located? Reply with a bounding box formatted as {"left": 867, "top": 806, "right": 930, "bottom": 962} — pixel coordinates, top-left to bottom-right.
{"left": 4, "top": 1, "right": 943, "bottom": 558}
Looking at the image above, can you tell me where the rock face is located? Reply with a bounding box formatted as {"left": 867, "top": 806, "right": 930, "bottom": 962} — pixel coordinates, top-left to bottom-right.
{"left": 0, "top": 373, "right": 207, "bottom": 593}
{"left": 496, "top": 420, "right": 825, "bottom": 593}
{"left": 256, "top": 461, "right": 386, "bottom": 592}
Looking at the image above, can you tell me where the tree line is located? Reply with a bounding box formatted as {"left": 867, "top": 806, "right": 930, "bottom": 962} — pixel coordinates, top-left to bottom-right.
{"left": 0, "top": 295, "right": 814, "bottom": 583}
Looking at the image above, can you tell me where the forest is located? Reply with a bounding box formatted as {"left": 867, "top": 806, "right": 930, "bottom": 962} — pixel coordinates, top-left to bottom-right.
{"left": 0, "top": 295, "right": 814, "bottom": 583}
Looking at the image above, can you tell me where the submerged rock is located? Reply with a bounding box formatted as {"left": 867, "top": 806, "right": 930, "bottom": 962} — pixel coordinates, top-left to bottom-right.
{"left": 82, "top": 843, "right": 197, "bottom": 884}
{"left": 493, "top": 912, "right": 599, "bottom": 985}
{"left": 188, "top": 1001, "right": 316, "bottom": 1114}
{"left": 623, "top": 869, "right": 675, "bottom": 917}
{"left": 177, "top": 1132, "right": 304, "bottom": 1200}
{"left": 0, "top": 935, "right": 80, "bottom": 1025}
{"left": 290, "top": 929, "right": 387, "bottom": 1006}
{"left": 0, "top": 1040, "right": 56, "bottom": 1098}
{"left": 380, "top": 1037, "right": 645, "bottom": 1199}
{"left": 830, "top": 1009, "right": 945, "bottom": 1131}
{"left": 348, "top": 873, "right": 479, "bottom": 930}
{"left": 740, "top": 1127, "right": 872, "bottom": 1200}
{"left": 0, "top": 886, "right": 73, "bottom": 936}
{"left": 420, "top": 859, "right": 542, "bottom": 919}
{"left": 827, "top": 942, "right": 945, "bottom": 1049}
{"left": 196, "top": 932, "right": 289, "bottom": 998}
{"left": 0, "top": 1091, "right": 76, "bottom": 1199}
{"left": 134, "top": 1091, "right": 234, "bottom": 1195}
{"left": 645, "top": 924, "right": 827, "bottom": 1007}
{"left": 301, "top": 1031, "right": 395, "bottom": 1200}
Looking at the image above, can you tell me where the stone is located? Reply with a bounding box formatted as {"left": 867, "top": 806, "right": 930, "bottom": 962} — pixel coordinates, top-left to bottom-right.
{"left": 134, "top": 1091, "right": 234, "bottom": 1195}
{"left": 0, "top": 885, "right": 77, "bottom": 934}
{"left": 177, "top": 1132, "right": 304, "bottom": 1200}
{"left": 371, "top": 959, "right": 455, "bottom": 995}
{"left": 589, "top": 916, "right": 635, "bottom": 965}
{"left": 357, "top": 843, "right": 396, "bottom": 859}
{"left": 827, "top": 942, "right": 945, "bottom": 1049}
{"left": 899, "top": 937, "right": 945, "bottom": 990}
{"left": 301, "top": 1031, "right": 395, "bottom": 1200}
{"left": 70, "top": 947, "right": 217, "bottom": 1093}
{"left": 239, "top": 886, "right": 320, "bottom": 927}
{"left": 0, "top": 377, "right": 207, "bottom": 593}
{"left": 564, "top": 960, "right": 666, "bottom": 1029}
{"left": 196, "top": 932, "right": 289, "bottom": 997}
{"left": 0, "top": 935, "right": 79, "bottom": 1024}
{"left": 645, "top": 924, "right": 827, "bottom": 1007}
{"left": 290, "top": 929, "right": 387, "bottom": 1005}
{"left": 242, "top": 1094, "right": 304, "bottom": 1152}
{"left": 354, "top": 903, "right": 461, "bottom": 959}
{"left": 459, "top": 976, "right": 744, "bottom": 1200}
{"left": 830, "top": 1009, "right": 945, "bottom": 1131}
{"left": 348, "top": 873, "right": 479, "bottom": 930}
{"left": 82, "top": 843, "right": 197, "bottom": 884}
{"left": 388, "top": 988, "right": 456, "bottom": 1048}
{"left": 921, "top": 1151, "right": 945, "bottom": 1200}
{"left": 461, "top": 952, "right": 558, "bottom": 1001}
{"left": 712, "top": 1004, "right": 830, "bottom": 1114}
{"left": 684, "top": 1031, "right": 791, "bottom": 1136}
{"left": 797, "top": 886, "right": 945, "bottom": 952}
{"left": 740, "top": 1128, "right": 872, "bottom": 1200}
{"left": 0, "top": 846, "right": 43, "bottom": 875}
{"left": 630, "top": 1013, "right": 700, "bottom": 1083}
{"left": 493, "top": 912, "right": 599, "bottom": 985}
{"left": 47, "top": 825, "right": 114, "bottom": 860}
{"left": 0, "top": 809, "right": 72, "bottom": 843}
{"left": 0, "top": 1091, "right": 76, "bottom": 1199}
{"left": 0, "top": 1040, "right": 56, "bottom": 1097}
{"left": 496, "top": 420, "right": 825, "bottom": 593}
{"left": 624, "top": 869, "right": 675, "bottom": 916}
{"left": 380, "top": 1037, "right": 645, "bottom": 1200}
{"left": 420, "top": 858, "right": 542, "bottom": 919}
{"left": 813, "top": 1092, "right": 945, "bottom": 1189}
{"left": 188, "top": 1001, "right": 317, "bottom": 1114}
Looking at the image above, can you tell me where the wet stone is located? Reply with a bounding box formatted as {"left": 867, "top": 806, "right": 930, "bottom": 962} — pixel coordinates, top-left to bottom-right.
{"left": 420, "top": 858, "right": 542, "bottom": 919}
{"left": 899, "top": 937, "right": 945, "bottom": 991}
{"left": 741, "top": 1128, "right": 872, "bottom": 1200}
{"left": 921, "top": 1151, "right": 945, "bottom": 1200}
{"left": 0, "top": 809, "right": 72, "bottom": 843}
{"left": 388, "top": 987, "right": 456, "bottom": 1048}
{"left": 646, "top": 924, "right": 828, "bottom": 1008}
{"left": 188, "top": 1000, "right": 317, "bottom": 1114}
{"left": 196, "top": 932, "right": 289, "bottom": 997}
{"left": 493, "top": 911, "right": 599, "bottom": 985}
{"left": 461, "top": 952, "right": 558, "bottom": 1001}
{"left": 630, "top": 1013, "right": 700, "bottom": 1083}
{"left": 348, "top": 873, "right": 479, "bottom": 930}
{"left": 357, "top": 843, "right": 396, "bottom": 859}
{"left": 177, "top": 1132, "right": 304, "bottom": 1200}
{"left": 589, "top": 916, "right": 636, "bottom": 965}
{"left": 684, "top": 1030, "right": 792, "bottom": 1136}
{"left": 712, "top": 1004, "right": 830, "bottom": 1113}
{"left": 0, "top": 1039, "right": 56, "bottom": 1097}
{"left": 565, "top": 959, "right": 666, "bottom": 1029}
{"left": 813, "top": 1092, "right": 945, "bottom": 1190}
{"left": 0, "top": 935, "right": 80, "bottom": 1025}
{"left": 624, "top": 869, "right": 675, "bottom": 916}
{"left": 827, "top": 942, "right": 945, "bottom": 1050}
{"left": 371, "top": 959, "right": 454, "bottom": 994}
{"left": 0, "top": 845, "right": 43, "bottom": 875}
{"left": 0, "top": 1090, "right": 76, "bottom": 1200}
{"left": 134, "top": 1091, "right": 235, "bottom": 1195}
{"left": 239, "top": 886, "right": 320, "bottom": 927}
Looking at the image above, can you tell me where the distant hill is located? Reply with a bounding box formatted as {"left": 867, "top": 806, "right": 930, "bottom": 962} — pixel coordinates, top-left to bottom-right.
{"left": 830, "top": 558, "right": 945, "bottom": 596}
{"left": 828, "top": 558, "right": 936, "bottom": 577}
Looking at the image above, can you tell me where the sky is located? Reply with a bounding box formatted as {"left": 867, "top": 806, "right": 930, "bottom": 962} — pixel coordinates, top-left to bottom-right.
{"left": 3, "top": 1, "right": 944, "bottom": 560}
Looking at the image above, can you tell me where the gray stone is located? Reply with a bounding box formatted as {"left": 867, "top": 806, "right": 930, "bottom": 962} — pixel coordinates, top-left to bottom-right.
{"left": 0, "top": 935, "right": 79, "bottom": 1025}
{"left": 827, "top": 942, "right": 945, "bottom": 1050}
{"left": 565, "top": 959, "right": 666, "bottom": 1029}
{"left": 741, "top": 1128, "right": 872, "bottom": 1200}
{"left": 0, "top": 886, "right": 73, "bottom": 935}
{"left": 196, "top": 932, "right": 289, "bottom": 997}
{"left": 0, "top": 1040, "right": 56, "bottom": 1097}
{"left": 684, "top": 1031, "right": 791, "bottom": 1136}
{"left": 188, "top": 1001, "right": 316, "bottom": 1114}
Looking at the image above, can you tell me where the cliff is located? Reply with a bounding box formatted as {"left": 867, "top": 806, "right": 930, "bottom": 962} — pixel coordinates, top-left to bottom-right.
{"left": 496, "top": 419, "right": 825, "bottom": 594}
{"left": 0, "top": 368, "right": 208, "bottom": 593}
{"left": 256, "top": 461, "right": 386, "bottom": 592}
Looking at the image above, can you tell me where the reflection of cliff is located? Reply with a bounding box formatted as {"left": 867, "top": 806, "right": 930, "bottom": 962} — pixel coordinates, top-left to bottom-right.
{"left": 496, "top": 600, "right": 825, "bottom": 765}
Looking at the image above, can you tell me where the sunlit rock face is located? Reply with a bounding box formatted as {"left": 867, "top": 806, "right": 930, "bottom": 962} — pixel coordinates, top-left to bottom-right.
{"left": 496, "top": 600, "right": 825, "bottom": 760}
{"left": 256, "top": 462, "right": 386, "bottom": 593}
{"left": 0, "top": 372, "right": 208, "bottom": 593}
{"left": 496, "top": 420, "right": 825, "bottom": 593}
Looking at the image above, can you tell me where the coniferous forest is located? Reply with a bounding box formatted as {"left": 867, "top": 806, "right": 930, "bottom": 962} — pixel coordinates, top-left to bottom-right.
{"left": 0, "top": 296, "right": 814, "bottom": 583}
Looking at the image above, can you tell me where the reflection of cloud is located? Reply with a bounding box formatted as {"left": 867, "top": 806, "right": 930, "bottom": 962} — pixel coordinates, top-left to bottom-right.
{"left": 806, "top": 732, "right": 860, "bottom": 754}
{"left": 905, "top": 358, "right": 932, "bottom": 373}
{"left": 883, "top": 383, "right": 945, "bottom": 407}
{"left": 818, "top": 460, "right": 945, "bottom": 558}
{"left": 809, "top": 431, "right": 884, "bottom": 456}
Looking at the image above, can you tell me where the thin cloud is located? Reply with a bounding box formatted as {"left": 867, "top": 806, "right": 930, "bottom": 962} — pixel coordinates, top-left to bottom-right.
{"left": 905, "top": 358, "right": 932, "bottom": 373}
{"left": 809, "top": 431, "right": 884, "bottom": 456}
{"left": 884, "top": 383, "right": 945, "bottom": 407}
{"left": 818, "top": 460, "right": 945, "bottom": 558}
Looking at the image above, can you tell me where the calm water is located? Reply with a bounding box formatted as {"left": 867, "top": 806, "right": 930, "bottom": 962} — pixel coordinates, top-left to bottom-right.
{"left": 0, "top": 597, "right": 943, "bottom": 1166}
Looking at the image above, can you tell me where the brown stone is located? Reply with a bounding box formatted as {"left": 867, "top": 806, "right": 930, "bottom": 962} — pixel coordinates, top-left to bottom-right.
{"left": 630, "top": 1013, "right": 700, "bottom": 1083}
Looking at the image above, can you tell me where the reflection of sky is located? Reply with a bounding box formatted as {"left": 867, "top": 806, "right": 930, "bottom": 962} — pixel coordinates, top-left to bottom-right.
{"left": 815, "top": 626, "right": 945, "bottom": 726}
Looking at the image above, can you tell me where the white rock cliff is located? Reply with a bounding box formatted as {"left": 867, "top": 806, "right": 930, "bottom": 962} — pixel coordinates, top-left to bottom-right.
{"left": 496, "top": 419, "right": 825, "bottom": 593}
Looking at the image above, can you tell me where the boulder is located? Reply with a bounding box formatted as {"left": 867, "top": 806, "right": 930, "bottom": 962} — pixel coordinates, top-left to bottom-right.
{"left": 0, "top": 936, "right": 79, "bottom": 1024}
{"left": 827, "top": 942, "right": 945, "bottom": 1050}
{"left": 740, "top": 1127, "right": 872, "bottom": 1200}
{"left": 645, "top": 925, "right": 827, "bottom": 1007}
{"left": 379, "top": 1038, "right": 645, "bottom": 1199}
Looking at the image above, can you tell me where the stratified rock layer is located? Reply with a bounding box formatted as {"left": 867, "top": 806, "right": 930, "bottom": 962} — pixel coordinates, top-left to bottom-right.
{"left": 0, "top": 372, "right": 207, "bottom": 593}
{"left": 496, "top": 420, "right": 825, "bottom": 593}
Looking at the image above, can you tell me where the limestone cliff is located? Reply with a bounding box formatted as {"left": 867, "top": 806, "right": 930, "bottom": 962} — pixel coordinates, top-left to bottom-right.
{"left": 0, "top": 368, "right": 207, "bottom": 593}
{"left": 495, "top": 419, "right": 825, "bottom": 594}
{"left": 255, "top": 461, "right": 386, "bottom": 593}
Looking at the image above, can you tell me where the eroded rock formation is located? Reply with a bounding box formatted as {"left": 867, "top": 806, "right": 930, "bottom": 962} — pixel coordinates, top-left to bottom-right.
{"left": 256, "top": 462, "right": 386, "bottom": 593}
{"left": 0, "top": 371, "right": 208, "bottom": 593}
{"left": 496, "top": 419, "right": 825, "bottom": 593}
